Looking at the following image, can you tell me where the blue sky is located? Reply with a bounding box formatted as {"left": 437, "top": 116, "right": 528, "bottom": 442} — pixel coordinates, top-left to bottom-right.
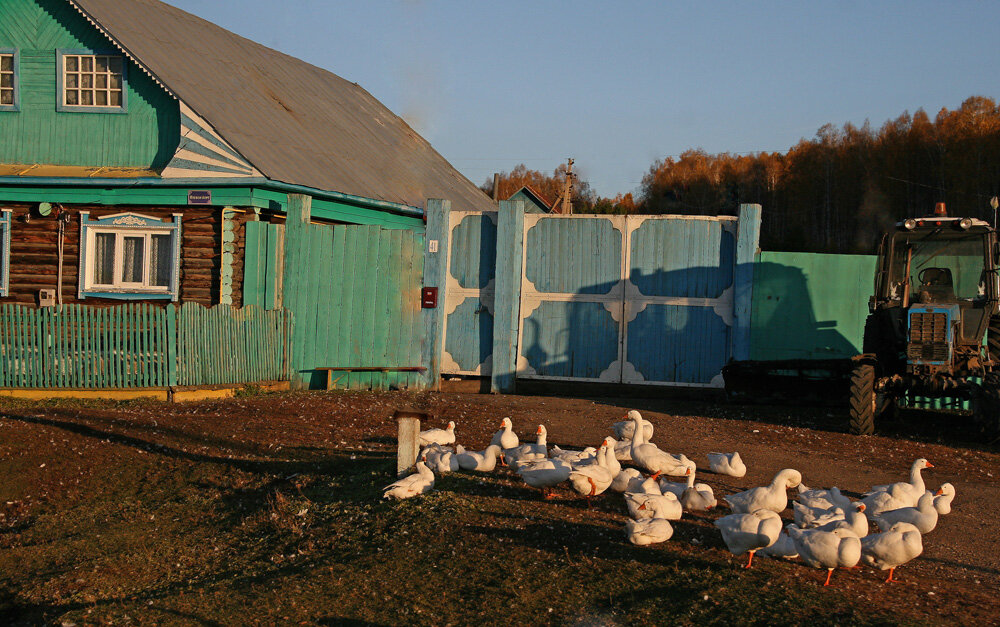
{"left": 169, "top": 0, "right": 1000, "bottom": 198}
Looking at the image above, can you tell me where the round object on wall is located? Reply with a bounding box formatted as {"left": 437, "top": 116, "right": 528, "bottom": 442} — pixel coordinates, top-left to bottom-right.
{"left": 37, "top": 202, "right": 52, "bottom": 217}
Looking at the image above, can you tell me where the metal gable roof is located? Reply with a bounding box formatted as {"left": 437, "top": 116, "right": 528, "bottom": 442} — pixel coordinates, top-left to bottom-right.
{"left": 70, "top": 0, "right": 496, "bottom": 212}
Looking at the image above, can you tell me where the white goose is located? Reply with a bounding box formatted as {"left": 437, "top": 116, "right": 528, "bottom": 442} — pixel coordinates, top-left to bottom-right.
{"left": 707, "top": 451, "right": 747, "bottom": 478}
{"left": 627, "top": 410, "right": 692, "bottom": 477}
{"left": 423, "top": 447, "right": 459, "bottom": 474}
{"left": 680, "top": 468, "right": 718, "bottom": 511}
{"left": 623, "top": 477, "right": 665, "bottom": 518}
{"left": 612, "top": 438, "right": 634, "bottom": 462}
{"left": 861, "top": 521, "right": 924, "bottom": 582}
{"left": 625, "top": 518, "right": 674, "bottom": 545}
{"left": 634, "top": 492, "right": 683, "bottom": 521}
{"left": 810, "top": 503, "right": 869, "bottom": 538}
{"left": 455, "top": 444, "right": 504, "bottom": 472}
{"left": 490, "top": 417, "right": 520, "bottom": 450}
{"left": 787, "top": 526, "right": 862, "bottom": 586}
{"left": 602, "top": 439, "right": 622, "bottom": 477}
{"left": 517, "top": 458, "right": 572, "bottom": 499}
{"left": 508, "top": 425, "right": 549, "bottom": 468}
{"left": 612, "top": 415, "right": 653, "bottom": 441}
{"left": 872, "top": 491, "right": 938, "bottom": 534}
{"left": 759, "top": 524, "right": 800, "bottom": 560}
{"left": 611, "top": 467, "right": 646, "bottom": 493}
{"left": 418, "top": 421, "right": 456, "bottom": 447}
{"left": 864, "top": 458, "right": 934, "bottom": 508}
{"left": 714, "top": 509, "right": 783, "bottom": 568}
{"left": 568, "top": 440, "right": 615, "bottom": 502}
{"left": 793, "top": 491, "right": 853, "bottom": 528}
{"left": 724, "top": 468, "right": 802, "bottom": 514}
{"left": 659, "top": 466, "right": 693, "bottom": 498}
{"left": 932, "top": 483, "right": 956, "bottom": 515}
{"left": 797, "top": 485, "right": 852, "bottom": 511}
{"left": 382, "top": 461, "right": 435, "bottom": 499}
{"left": 551, "top": 445, "right": 597, "bottom": 466}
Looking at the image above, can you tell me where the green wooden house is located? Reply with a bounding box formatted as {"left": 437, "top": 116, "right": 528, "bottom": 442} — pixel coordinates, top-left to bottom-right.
{"left": 0, "top": 0, "right": 495, "bottom": 393}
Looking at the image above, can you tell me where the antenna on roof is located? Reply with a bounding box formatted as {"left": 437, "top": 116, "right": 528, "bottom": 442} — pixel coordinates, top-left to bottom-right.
{"left": 560, "top": 158, "right": 575, "bottom": 215}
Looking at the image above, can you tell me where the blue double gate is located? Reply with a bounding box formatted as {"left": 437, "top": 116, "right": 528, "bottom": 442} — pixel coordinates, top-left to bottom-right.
{"left": 433, "top": 201, "right": 760, "bottom": 390}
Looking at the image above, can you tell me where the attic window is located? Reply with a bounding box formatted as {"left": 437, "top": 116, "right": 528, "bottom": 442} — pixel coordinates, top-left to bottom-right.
{"left": 57, "top": 51, "right": 127, "bottom": 113}
{"left": 0, "top": 50, "right": 17, "bottom": 111}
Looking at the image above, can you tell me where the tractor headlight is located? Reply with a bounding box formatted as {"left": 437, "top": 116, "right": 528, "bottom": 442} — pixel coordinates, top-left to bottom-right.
{"left": 903, "top": 218, "right": 917, "bottom": 230}
{"left": 958, "top": 218, "right": 973, "bottom": 230}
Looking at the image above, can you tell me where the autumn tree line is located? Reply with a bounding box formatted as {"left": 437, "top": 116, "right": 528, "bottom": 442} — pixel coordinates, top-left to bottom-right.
{"left": 483, "top": 96, "right": 1000, "bottom": 254}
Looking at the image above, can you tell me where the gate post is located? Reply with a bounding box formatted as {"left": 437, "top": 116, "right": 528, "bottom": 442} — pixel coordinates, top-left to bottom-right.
{"left": 422, "top": 199, "right": 451, "bottom": 391}
{"left": 732, "top": 203, "right": 762, "bottom": 361}
{"left": 491, "top": 200, "right": 525, "bottom": 393}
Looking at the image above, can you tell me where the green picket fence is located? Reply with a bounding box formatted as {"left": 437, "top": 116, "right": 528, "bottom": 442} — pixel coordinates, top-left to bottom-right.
{"left": 0, "top": 303, "right": 292, "bottom": 389}
{"left": 176, "top": 303, "right": 293, "bottom": 386}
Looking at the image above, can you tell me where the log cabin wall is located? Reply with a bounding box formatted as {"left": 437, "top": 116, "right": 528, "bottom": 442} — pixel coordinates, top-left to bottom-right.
{"left": 1, "top": 203, "right": 250, "bottom": 307}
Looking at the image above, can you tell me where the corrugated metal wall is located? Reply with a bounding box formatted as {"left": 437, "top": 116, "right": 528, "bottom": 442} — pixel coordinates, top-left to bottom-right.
{"left": 749, "top": 251, "right": 876, "bottom": 361}
{"left": 0, "top": 0, "right": 179, "bottom": 168}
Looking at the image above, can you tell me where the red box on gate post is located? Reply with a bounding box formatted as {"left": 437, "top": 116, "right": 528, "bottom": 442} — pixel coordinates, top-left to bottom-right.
{"left": 421, "top": 287, "right": 438, "bottom": 308}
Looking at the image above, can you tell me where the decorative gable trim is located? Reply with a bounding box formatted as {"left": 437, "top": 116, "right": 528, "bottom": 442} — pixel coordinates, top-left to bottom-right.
{"left": 160, "top": 102, "right": 262, "bottom": 179}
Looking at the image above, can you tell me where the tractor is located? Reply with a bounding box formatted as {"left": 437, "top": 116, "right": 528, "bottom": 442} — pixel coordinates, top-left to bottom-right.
{"left": 851, "top": 202, "right": 1000, "bottom": 436}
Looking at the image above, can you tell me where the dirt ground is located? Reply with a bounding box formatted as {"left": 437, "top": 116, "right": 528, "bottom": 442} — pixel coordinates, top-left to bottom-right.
{"left": 1, "top": 387, "right": 998, "bottom": 624}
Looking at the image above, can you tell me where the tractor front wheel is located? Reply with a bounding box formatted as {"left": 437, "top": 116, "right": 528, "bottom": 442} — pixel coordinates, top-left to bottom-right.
{"left": 849, "top": 363, "right": 877, "bottom": 435}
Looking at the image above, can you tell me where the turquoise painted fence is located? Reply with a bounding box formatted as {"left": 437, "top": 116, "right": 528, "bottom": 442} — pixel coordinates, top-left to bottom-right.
{"left": 250, "top": 196, "right": 425, "bottom": 390}
{"left": 0, "top": 303, "right": 291, "bottom": 388}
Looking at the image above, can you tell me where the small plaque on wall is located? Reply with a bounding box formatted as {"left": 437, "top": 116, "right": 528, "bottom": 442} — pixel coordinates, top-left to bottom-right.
{"left": 187, "top": 190, "right": 212, "bottom": 205}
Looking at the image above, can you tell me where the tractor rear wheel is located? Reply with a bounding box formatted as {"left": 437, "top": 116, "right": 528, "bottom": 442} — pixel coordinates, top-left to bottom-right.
{"left": 989, "top": 316, "right": 1000, "bottom": 365}
{"left": 849, "top": 363, "right": 877, "bottom": 435}
{"left": 974, "top": 372, "right": 1000, "bottom": 441}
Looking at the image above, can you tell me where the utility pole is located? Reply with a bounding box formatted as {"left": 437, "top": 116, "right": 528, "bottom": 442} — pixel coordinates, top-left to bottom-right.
{"left": 560, "top": 158, "right": 575, "bottom": 215}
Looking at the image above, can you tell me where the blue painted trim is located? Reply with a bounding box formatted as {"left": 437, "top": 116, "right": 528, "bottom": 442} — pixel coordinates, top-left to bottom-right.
{"left": 732, "top": 204, "right": 762, "bottom": 362}
{"left": 0, "top": 49, "right": 20, "bottom": 113}
{"left": 422, "top": 199, "right": 451, "bottom": 390}
{"left": 174, "top": 136, "right": 252, "bottom": 171}
{"left": 78, "top": 211, "right": 182, "bottom": 300}
{"left": 0, "top": 209, "right": 10, "bottom": 297}
{"left": 491, "top": 200, "right": 525, "bottom": 393}
{"left": 179, "top": 113, "right": 249, "bottom": 163}
{"left": 55, "top": 49, "right": 128, "bottom": 114}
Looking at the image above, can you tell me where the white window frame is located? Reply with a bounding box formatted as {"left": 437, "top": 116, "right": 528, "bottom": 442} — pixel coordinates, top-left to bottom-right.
{"left": 57, "top": 49, "right": 128, "bottom": 114}
{"left": 79, "top": 212, "right": 182, "bottom": 301}
{"left": 87, "top": 228, "right": 174, "bottom": 292}
{"left": 0, "top": 49, "right": 17, "bottom": 112}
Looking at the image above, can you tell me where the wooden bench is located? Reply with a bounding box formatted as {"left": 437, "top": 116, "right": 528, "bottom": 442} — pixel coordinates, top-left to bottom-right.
{"left": 315, "top": 366, "right": 426, "bottom": 390}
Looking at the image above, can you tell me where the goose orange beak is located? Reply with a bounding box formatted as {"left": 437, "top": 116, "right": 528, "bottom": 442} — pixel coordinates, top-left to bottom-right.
{"left": 935, "top": 488, "right": 943, "bottom": 495}
{"left": 925, "top": 461, "right": 935, "bottom": 468}
{"left": 857, "top": 503, "right": 866, "bottom": 512}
